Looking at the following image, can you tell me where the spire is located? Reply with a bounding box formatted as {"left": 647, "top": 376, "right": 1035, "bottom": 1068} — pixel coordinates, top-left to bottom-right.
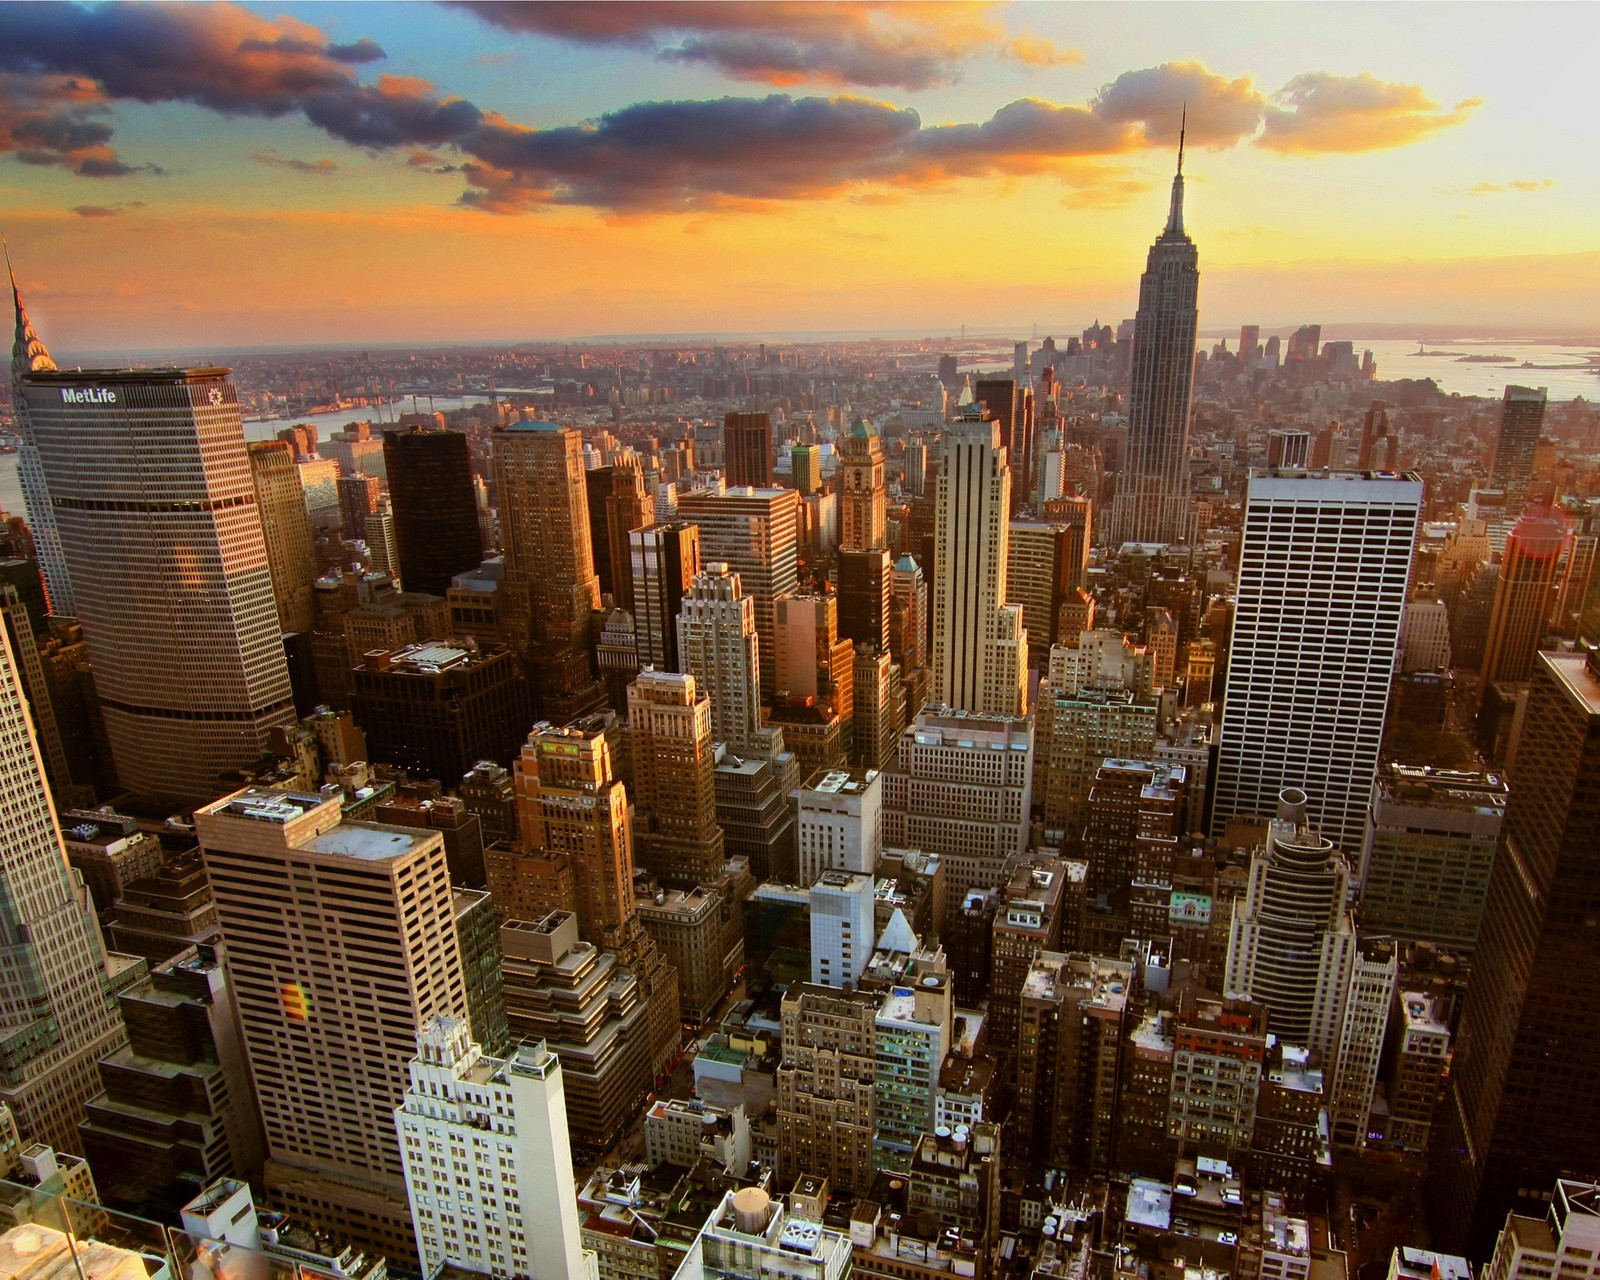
{"left": 1164, "top": 105, "right": 1187, "bottom": 236}
{"left": 6, "top": 236, "right": 57, "bottom": 386}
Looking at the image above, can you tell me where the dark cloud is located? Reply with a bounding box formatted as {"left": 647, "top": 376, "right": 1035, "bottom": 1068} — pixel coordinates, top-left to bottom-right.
{"left": 450, "top": 1, "right": 996, "bottom": 90}
{"left": 0, "top": 5, "right": 1478, "bottom": 213}
{"left": 251, "top": 149, "right": 338, "bottom": 174}
{"left": 1092, "top": 62, "right": 1267, "bottom": 147}
{"left": 70, "top": 199, "right": 143, "bottom": 217}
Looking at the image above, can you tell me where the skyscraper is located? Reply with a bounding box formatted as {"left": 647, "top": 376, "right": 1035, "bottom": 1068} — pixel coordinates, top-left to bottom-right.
{"left": 677, "top": 487, "right": 800, "bottom": 698}
{"left": 837, "top": 547, "right": 891, "bottom": 650}
{"left": 838, "top": 418, "right": 886, "bottom": 552}
{"left": 585, "top": 457, "right": 653, "bottom": 605}
{"left": 930, "top": 409, "right": 1028, "bottom": 716}
{"left": 21, "top": 367, "right": 297, "bottom": 800}
{"left": 627, "top": 669, "right": 725, "bottom": 889}
{"left": 9, "top": 267, "right": 71, "bottom": 615}
{"left": 0, "top": 617, "right": 123, "bottom": 1152}
{"left": 495, "top": 422, "right": 606, "bottom": 718}
{"left": 384, "top": 425, "right": 482, "bottom": 596}
{"left": 1108, "top": 122, "right": 1199, "bottom": 546}
{"left": 248, "top": 440, "right": 319, "bottom": 636}
{"left": 677, "top": 563, "right": 763, "bottom": 754}
{"left": 515, "top": 719, "right": 680, "bottom": 1079}
{"left": 1223, "top": 788, "right": 1357, "bottom": 1063}
{"left": 1490, "top": 385, "right": 1548, "bottom": 508}
{"left": 975, "top": 379, "right": 1033, "bottom": 514}
{"left": 1435, "top": 648, "right": 1600, "bottom": 1255}
{"left": 337, "top": 470, "right": 382, "bottom": 544}
{"left": 196, "top": 786, "right": 467, "bottom": 1264}
{"left": 397, "top": 1020, "right": 593, "bottom": 1280}
{"left": 1212, "top": 469, "right": 1421, "bottom": 854}
{"left": 723, "top": 411, "right": 773, "bottom": 488}
{"left": 630, "top": 521, "right": 702, "bottom": 674}
{"left": 1479, "top": 503, "right": 1570, "bottom": 697}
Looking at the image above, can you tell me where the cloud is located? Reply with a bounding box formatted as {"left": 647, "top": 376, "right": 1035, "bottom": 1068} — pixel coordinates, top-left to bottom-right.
{"left": 450, "top": 1, "right": 1007, "bottom": 90}
{"left": 1003, "top": 34, "right": 1083, "bottom": 69}
{"left": 1465, "top": 178, "right": 1555, "bottom": 196}
{"left": 70, "top": 199, "right": 143, "bottom": 217}
{"left": 251, "top": 149, "right": 337, "bottom": 173}
{"left": 0, "top": 6, "right": 1478, "bottom": 214}
{"left": 1259, "top": 72, "right": 1480, "bottom": 153}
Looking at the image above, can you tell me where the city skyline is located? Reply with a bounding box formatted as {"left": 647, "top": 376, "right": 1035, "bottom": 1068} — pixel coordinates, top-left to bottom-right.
{"left": 2, "top": 2, "right": 1599, "bottom": 346}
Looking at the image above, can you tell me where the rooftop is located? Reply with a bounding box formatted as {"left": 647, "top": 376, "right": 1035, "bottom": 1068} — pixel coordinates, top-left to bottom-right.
{"left": 301, "top": 822, "right": 421, "bottom": 862}
{"left": 202, "top": 788, "right": 330, "bottom": 824}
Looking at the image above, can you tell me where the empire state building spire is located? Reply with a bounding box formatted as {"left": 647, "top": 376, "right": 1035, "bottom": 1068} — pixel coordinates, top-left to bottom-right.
{"left": 1165, "top": 105, "right": 1187, "bottom": 236}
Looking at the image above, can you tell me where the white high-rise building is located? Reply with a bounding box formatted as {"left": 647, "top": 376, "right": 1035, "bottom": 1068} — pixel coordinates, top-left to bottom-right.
{"left": 796, "top": 766, "right": 883, "bottom": 885}
{"left": 809, "top": 870, "right": 876, "bottom": 988}
{"left": 677, "top": 563, "right": 763, "bottom": 754}
{"left": 1212, "top": 470, "right": 1421, "bottom": 854}
{"left": 0, "top": 614, "right": 124, "bottom": 1151}
{"left": 1223, "top": 789, "right": 1357, "bottom": 1065}
{"left": 930, "top": 409, "right": 1028, "bottom": 716}
{"left": 397, "top": 1017, "right": 596, "bottom": 1280}
{"left": 1328, "top": 937, "right": 1398, "bottom": 1149}
{"left": 19, "top": 367, "right": 297, "bottom": 800}
{"left": 1486, "top": 1180, "right": 1600, "bottom": 1280}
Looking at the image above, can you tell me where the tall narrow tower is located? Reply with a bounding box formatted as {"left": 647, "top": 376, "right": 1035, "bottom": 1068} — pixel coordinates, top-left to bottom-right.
{"left": 21, "top": 367, "right": 297, "bottom": 800}
{"left": 0, "top": 616, "right": 123, "bottom": 1151}
{"left": 495, "top": 421, "right": 606, "bottom": 720}
{"left": 930, "top": 408, "right": 1027, "bottom": 715}
{"left": 677, "top": 563, "right": 764, "bottom": 754}
{"left": 838, "top": 418, "right": 887, "bottom": 552}
{"left": 1478, "top": 502, "right": 1570, "bottom": 698}
{"left": 1490, "top": 385, "right": 1548, "bottom": 509}
{"left": 628, "top": 669, "right": 725, "bottom": 889}
{"left": 1109, "top": 117, "right": 1199, "bottom": 546}
{"left": 8, "top": 260, "right": 71, "bottom": 615}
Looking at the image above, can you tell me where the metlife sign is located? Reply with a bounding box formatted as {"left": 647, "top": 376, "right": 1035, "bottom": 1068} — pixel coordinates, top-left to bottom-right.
{"left": 59, "top": 387, "right": 118, "bottom": 406}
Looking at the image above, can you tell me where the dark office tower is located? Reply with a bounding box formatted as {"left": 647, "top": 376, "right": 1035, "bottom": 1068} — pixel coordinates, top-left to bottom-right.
{"left": 1435, "top": 648, "right": 1600, "bottom": 1257}
{"left": 1489, "top": 384, "right": 1547, "bottom": 506}
{"left": 22, "top": 368, "right": 296, "bottom": 801}
{"left": 630, "top": 521, "right": 702, "bottom": 673}
{"left": 1478, "top": 503, "right": 1570, "bottom": 700}
{"left": 1357, "top": 401, "right": 1395, "bottom": 469}
{"left": 248, "top": 441, "right": 319, "bottom": 636}
{"left": 837, "top": 548, "right": 891, "bottom": 650}
{"left": 353, "top": 641, "right": 532, "bottom": 785}
{"left": 1108, "top": 122, "right": 1199, "bottom": 547}
{"left": 337, "top": 470, "right": 381, "bottom": 543}
{"left": 10, "top": 268, "right": 72, "bottom": 616}
{"left": 976, "top": 379, "right": 1035, "bottom": 514}
{"left": 724, "top": 412, "right": 773, "bottom": 488}
{"left": 383, "top": 426, "right": 482, "bottom": 597}
{"left": 937, "top": 354, "right": 959, "bottom": 388}
{"left": 1239, "top": 325, "right": 1261, "bottom": 366}
{"left": 586, "top": 457, "right": 654, "bottom": 604}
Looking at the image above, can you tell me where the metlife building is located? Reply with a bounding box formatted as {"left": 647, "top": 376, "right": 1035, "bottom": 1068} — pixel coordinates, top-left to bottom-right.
{"left": 20, "top": 367, "right": 296, "bottom": 800}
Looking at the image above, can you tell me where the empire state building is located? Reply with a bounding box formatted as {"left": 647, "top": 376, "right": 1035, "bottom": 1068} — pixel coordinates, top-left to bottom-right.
{"left": 1109, "top": 121, "right": 1199, "bottom": 546}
